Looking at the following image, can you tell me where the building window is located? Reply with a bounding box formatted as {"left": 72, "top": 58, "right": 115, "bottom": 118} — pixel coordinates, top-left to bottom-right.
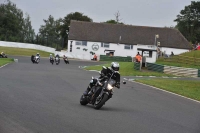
{"left": 75, "top": 41, "right": 87, "bottom": 46}
{"left": 124, "top": 45, "right": 133, "bottom": 50}
{"left": 82, "top": 41, "right": 87, "bottom": 46}
{"left": 101, "top": 42, "right": 110, "bottom": 48}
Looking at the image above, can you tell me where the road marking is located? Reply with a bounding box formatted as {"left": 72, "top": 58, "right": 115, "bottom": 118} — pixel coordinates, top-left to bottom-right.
{"left": 89, "top": 70, "right": 100, "bottom": 72}
{"left": 162, "top": 76, "right": 169, "bottom": 78}
{"left": 129, "top": 80, "right": 200, "bottom": 104}
{"left": 0, "top": 63, "right": 8, "bottom": 69}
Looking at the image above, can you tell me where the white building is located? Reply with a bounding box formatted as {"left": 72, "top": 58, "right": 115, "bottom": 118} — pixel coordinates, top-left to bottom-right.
{"left": 68, "top": 20, "right": 191, "bottom": 63}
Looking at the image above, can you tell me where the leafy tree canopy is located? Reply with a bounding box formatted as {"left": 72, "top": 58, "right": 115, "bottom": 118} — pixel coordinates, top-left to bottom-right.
{"left": 60, "top": 12, "right": 93, "bottom": 48}
{"left": 105, "top": 19, "right": 123, "bottom": 24}
{"left": 0, "top": 0, "right": 35, "bottom": 43}
{"left": 175, "top": 1, "right": 200, "bottom": 43}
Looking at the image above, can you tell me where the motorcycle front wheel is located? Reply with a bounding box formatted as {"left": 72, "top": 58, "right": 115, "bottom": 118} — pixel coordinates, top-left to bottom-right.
{"left": 94, "top": 94, "right": 108, "bottom": 110}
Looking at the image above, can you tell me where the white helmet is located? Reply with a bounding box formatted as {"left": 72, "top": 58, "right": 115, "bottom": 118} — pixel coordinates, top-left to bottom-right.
{"left": 111, "top": 62, "right": 119, "bottom": 71}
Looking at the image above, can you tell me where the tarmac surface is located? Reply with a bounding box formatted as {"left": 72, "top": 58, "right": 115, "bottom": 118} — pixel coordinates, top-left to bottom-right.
{"left": 0, "top": 56, "right": 200, "bottom": 133}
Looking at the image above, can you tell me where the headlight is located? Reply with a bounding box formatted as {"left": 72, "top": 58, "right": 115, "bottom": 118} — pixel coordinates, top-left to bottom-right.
{"left": 107, "top": 84, "right": 114, "bottom": 90}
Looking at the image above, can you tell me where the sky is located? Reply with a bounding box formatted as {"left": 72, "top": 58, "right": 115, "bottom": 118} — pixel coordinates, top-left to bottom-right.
{"left": 2, "top": 0, "right": 194, "bottom": 34}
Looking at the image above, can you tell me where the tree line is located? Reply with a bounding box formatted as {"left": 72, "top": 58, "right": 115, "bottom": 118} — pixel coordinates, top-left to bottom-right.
{"left": 1, "top": 0, "right": 199, "bottom": 49}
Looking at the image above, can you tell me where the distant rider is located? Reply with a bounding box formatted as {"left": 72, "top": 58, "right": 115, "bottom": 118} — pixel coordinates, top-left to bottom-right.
{"left": 63, "top": 55, "right": 69, "bottom": 64}
{"left": 55, "top": 54, "right": 60, "bottom": 63}
{"left": 36, "top": 53, "right": 40, "bottom": 58}
{"left": 49, "top": 54, "right": 54, "bottom": 60}
{"left": 84, "top": 62, "right": 120, "bottom": 96}
{"left": 49, "top": 54, "right": 54, "bottom": 63}
{"left": 1, "top": 52, "right": 5, "bottom": 57}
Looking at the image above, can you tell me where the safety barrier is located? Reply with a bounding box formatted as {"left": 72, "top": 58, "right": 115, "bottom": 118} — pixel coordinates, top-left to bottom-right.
{"left": 146, "top": 63, "right": 200, "bottom": 77}
{"left": 198, "top": 69, "right": 200, "bottom": 77}
{"left": 146, "top": 63, "right": 164, "bottom": 73}
{"left": 134, "top": 62, "right": 140, "bottom": 70}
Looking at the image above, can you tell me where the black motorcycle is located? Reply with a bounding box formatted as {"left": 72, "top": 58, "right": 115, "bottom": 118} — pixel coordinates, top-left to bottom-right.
{"left": 0, "top": 54, "right": 7, "bottom": 58}
{"left": 31, "top": 55, "right": 40, "bottom": 64}
{"left": 64, "top": 57, "right": 69, "bottom": 64}
{"left": 80, "top": 72, "right": 126, "bottom": 110}
{"left": 50, "top": 57, "right": 54, "bottom": 65}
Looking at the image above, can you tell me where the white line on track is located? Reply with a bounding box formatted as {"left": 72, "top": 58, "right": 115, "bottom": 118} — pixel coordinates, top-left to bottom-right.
{"left": 129, "top": 80, "right": 200, "bottom": 104}
{"left": 0, "top": 63, "right": 8, "bottom": 69}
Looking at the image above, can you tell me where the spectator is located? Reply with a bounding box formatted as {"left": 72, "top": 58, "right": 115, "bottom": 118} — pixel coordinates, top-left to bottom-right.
{"left": 135, "top": 52, "right": 142, "bottom": 63}
{"left": 171, "top": 51, "right": 174, "bottom": 56}
{"left": 91, "top": 53, "right": 97, "bottom": 61}
{"left": 195, "top": 43, "right": 200, "bottom": 50}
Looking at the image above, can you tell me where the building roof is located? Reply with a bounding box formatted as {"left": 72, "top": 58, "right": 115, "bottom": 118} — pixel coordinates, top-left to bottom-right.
{"left": 69, "top": 20, "right": 191, "bottom": 49}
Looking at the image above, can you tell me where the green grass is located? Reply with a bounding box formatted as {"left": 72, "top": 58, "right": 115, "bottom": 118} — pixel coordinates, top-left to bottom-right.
{"left": 156, "top": 50, "right": 200, "bottom": 69}
{"left": 0, "top": 46, "right": 53, "bottom": 57}
{"left": 135, "top": 79, "right": 200, "bottom": 101}
{"left": 181, "top": 50, "right": 200, "bottom": 58}
{"left": 85, "top": 62, "right": 174, "bottom": 77}
{"left": 0, "top": 58, "right": 14, "bottom": 66}
{"left": 156, "top": 58, "right": 200, "bottom": 69}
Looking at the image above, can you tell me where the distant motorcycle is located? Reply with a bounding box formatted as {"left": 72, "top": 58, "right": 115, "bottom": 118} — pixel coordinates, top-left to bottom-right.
{"left": 31, "top": 55, "right": 40, "bottom": 64}
{"left": 50, "top": 57, "right": 54, "bottom": 65}
{"left": 0, "top": 53, "right": 7, "bottom": 58}
{"left": 63, "top": 57, "right": 69, "bottom": 64}
{"left": 55, "top": 57, "right": 60, "bottom": 65}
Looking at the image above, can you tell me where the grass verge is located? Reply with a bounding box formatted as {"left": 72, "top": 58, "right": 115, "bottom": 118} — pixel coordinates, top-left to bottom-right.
{"left": 85, "top": 62, "right": 174, "bottom": 77}
{"left": 0, "top": 58, "right": 14, "bottom": 67}
{"left": 156, "top": 58, "right": 200, "bottom": 69}
{"left": 135, "top": 79, "right": 200, "bottom": 101}
{"left": 156, "top": 50, "right": 200, "bottom": 69}
{"left": 0, "top": 46, "right": 53, "bottom": 57}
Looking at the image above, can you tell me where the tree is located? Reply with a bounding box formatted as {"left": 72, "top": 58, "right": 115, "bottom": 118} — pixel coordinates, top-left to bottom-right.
{"left": 0, "top": 0, "right": 23, "bottom": 41}
{"left": 104, "top": 11, "right": 124, "bottom": 24}
{"left": 0, "top": 0, "right": 35, "bottom": 43}
{"left": 105, "top": 20, "right": 118, "bottom": 24}
{"left": 61, "top": 12, "right": 93, "bottom": 48}
{"left": 114, "top": 11, "right": 123, "bottom": 24}
{"left": 175, "top": 1, "right": 200, "bottom": 43}
{"left": 23, "top": 13, "right": 35, "bottom": 43}
{"left": 38, "top": 15, "right": 62, "bottom": 48}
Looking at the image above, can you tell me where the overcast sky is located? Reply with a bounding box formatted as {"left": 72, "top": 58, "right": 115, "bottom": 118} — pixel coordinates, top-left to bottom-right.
{"left": 4, "top": 0, "right": 194, "bottom": 34}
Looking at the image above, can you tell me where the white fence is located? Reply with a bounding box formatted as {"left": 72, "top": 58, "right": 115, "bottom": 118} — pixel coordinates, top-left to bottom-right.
{"left": 0, "top": 41, "right": 55, "bottom": 53}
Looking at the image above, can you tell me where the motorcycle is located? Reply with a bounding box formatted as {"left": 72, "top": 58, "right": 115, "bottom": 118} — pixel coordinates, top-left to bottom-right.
{"left": 63, "top": 57, "right": 69, "bottom": 64}
{"left": 35, "top": 55, "right": 40, "bottom": 64}
{"left": 31, "top": 55, "right": 40, "bottom": 64}
{"left": 50, "top": 57, "right": 54, "bottom": 65}
{"left": 0, "top": 54, "right": 7, "bottom": 58}
{"left": 55, "top": 57, "right": 60, "bottom": 65}
{"left": 80, "top": 72, "right": 126, "bottom": 110}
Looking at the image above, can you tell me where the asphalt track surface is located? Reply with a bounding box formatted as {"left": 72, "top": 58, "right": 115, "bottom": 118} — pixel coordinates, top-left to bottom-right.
{"left": 0, "top": 56, "right": 200, "bottom": 133}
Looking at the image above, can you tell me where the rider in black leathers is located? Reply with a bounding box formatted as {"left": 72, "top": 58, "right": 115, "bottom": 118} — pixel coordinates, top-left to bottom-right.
{"left": 84, "top": 62, "right": 120, "bottom": 95}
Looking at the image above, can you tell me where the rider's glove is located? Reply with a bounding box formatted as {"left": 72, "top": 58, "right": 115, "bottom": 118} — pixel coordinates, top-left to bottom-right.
{"left": 115, "top": 83, "right": 120, "bottom": 89}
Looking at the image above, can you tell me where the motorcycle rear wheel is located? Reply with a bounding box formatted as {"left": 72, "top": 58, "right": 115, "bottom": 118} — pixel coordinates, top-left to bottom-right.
{"left": 94, "top": 94, "right": 108, "bottom": 110}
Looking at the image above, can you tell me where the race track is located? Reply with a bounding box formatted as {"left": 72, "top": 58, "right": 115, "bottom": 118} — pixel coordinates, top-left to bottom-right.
{"left": 0, "top": 56, "right": 200, "bottom": 133}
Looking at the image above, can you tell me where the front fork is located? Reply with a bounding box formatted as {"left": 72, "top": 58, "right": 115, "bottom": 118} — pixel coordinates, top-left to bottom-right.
{"left": 97, "top": 89, "right": 113, "bottom": 101}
